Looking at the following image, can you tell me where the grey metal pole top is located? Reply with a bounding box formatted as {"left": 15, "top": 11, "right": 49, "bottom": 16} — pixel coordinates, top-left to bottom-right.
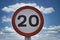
{"left": 25, "top": 37, "right": 31, "bottom": 40}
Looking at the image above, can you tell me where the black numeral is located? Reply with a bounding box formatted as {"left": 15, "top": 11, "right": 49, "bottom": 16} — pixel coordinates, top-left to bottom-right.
{"left": 18, "top": 15, "right": 26, "bottom": 27}
{"left": 17, "top": 15, "right": 39, "bottom": 27}
{"left": 29, "top": 15, "right": 39, "bottom": 27}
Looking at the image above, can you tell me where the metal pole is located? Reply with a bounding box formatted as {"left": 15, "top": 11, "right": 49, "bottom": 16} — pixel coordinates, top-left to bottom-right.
{"left": 25, "top": 36, "right": 31, "bottom": 40}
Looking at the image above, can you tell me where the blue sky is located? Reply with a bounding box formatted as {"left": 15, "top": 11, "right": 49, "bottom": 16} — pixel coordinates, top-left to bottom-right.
{"left": 0, "top": 0, "right": 60, "bottom": 40}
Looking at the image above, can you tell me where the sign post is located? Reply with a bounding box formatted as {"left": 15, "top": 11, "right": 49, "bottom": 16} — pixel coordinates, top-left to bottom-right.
{"left": 12, "top": 6, "right": 44, "bottom": 40}
{"left": 25, "top": 37, "right": 31, "bottom": 40}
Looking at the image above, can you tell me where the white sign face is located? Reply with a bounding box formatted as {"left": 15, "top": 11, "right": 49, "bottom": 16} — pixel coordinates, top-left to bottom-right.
{"left": 15, "top": 9, "right": 40, "bottom": 33}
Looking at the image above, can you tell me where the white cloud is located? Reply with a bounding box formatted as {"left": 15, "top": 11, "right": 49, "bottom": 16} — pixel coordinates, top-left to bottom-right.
{"left": 2, "top": 16, "right": 11, "bottom": 22}
{"left": 0, "top": 26, "right": 24, "bottom": 40}
{"left": 42, "top": 26, "right": 47, "bottom": 30}
{"left": 42, "top": 26, "right": 60, "bottom": 35}
{"left": 43, "top": 26, "right": 60, "bottom": 31}
{"left": 1, "top": 26, "right": 15, "bottom": 33}
{"left": 40, "top": 6, "right": 55, "bottom": 14}
{"left": 0, "top": 25, "right": 60, "bottom": 40}
{"left": 0, "top": 32, "right": 3, "bottom": 34}
{"left": 2, "top": 3, "right": 54, "bottom": 14}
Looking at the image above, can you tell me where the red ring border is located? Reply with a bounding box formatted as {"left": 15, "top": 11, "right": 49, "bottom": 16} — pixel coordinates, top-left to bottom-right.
{"left": 12, "top": 6, "right": 44, "bottom": 37}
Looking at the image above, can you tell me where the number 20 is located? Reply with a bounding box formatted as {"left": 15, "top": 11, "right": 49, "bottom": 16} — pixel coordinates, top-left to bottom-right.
{"left": 17, "top": 15, "right": 39, "bottom": 27}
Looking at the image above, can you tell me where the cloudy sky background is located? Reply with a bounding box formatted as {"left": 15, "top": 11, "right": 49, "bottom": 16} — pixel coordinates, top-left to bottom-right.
{"left": 0, "top": 0, "right": 60, "bottom": 40}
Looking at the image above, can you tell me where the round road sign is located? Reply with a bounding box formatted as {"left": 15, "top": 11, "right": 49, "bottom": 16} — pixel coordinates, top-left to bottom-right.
{"left": 12, "top": 6, "right": 44, "bottom": 37}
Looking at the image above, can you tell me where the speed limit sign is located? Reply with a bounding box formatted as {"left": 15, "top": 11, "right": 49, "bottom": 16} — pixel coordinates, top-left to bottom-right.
{"left": 12, "top": 6, "right": 44, "bottom": 37}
